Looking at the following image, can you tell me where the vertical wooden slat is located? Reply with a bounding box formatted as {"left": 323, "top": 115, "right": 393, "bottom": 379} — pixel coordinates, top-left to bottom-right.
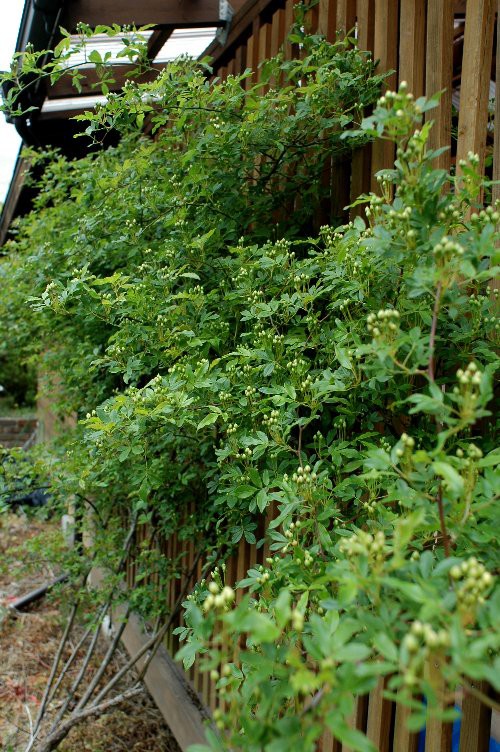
{"left": 356, "top": 0, "right": 375, "bottom": 52}
{"left": 271, "top": 7, "right": 286, "bottom": 57}
{"left": 341, "top": 694, "right": 369, "bottom": 752}
{"left": 258, "top": 20, "right": 273, "bottom": 83}
{"left": 493, "top": 7, "right": 500, "bottom": 208}
{"left": 458, "top": 682, "right": 492, "bottom": 752}
{"left": 234, "top": 42, "right": 246, "bottom": 77}
{"left": 456, "top": 0, "right": 496, "bottom": 178}
{"left": 394, "top": 703, "right": 419, "bottom": 752}
{"left": 370, "top": 0, "right": 399, "bottom": 191}
{"left": 366, "top": 677, "right": 393, "bottom": 752}
{"left": 227, "top": 58, "right": 235, "bottom": 76}
{"left": 399, "top": 0, "right": 426, "bottom": 96}
{"left": 318, "top": 0, "right": 337, "bottom": 42}
{"left": 284, "top": 0, "right": 299, "bottom": 59}
{"left": 425, "top": 0, "right": 454, "bottom": 171}
{"left": 320, "top": 729, "right": 341, "bottom": 752}
{"left": 245, "top": 31, "right": 256, "bottom": 88}
{"left": 336, "top": 0, "right": 357, "bottom": 35}
{"left": 424, "top": 660, "right": 453, "bottom": 752}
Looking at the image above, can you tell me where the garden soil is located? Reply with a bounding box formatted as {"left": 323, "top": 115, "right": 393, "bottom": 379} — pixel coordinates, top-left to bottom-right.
{"left": 0, "top": 513, "right": 181, "bottom": 751}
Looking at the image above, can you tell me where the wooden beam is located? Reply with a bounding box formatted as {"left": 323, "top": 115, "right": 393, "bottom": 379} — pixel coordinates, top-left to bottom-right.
{"left": 61, "top": 0, "right": 223, "bottom": 32}
{"left": 48, "top": 63, "right": 166, "bottom": 98}
{"left": 147, "top": 27, "right": 174, "bottom": 60}
{"left": 0, "top": 154, "right": 29, "bottom": 247}
{"left": 204, "top": 0, "right": 286, "bottom": 66}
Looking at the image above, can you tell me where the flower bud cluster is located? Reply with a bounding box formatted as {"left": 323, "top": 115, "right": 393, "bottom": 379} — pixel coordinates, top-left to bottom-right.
{"left": 291, "top": 465, "right": 317, "bottom": 484}
{"left": 262, "top": 410, "right": 279, "bottom": 428}
{"left": 402, "top": 621, "right": 450, "bottom": 686}
{"left": 284, "top": 520, "right": 302, "bottom": 549}
{"left": 456, "top": 361, "right": 482, "bottom": 388}
{"left": 244, "top": 386, "right": 257, "bottom": 398}
{"left": 450, "top": 557, "right": 493, "bottom": 610}
{"left": 256, "top": 565, "right": 271, "bottom": 585}
{"left": 470, "top": 206, "right": 500, "bottom": 227}
{"left": 203, "top": 582, "right": 235, "bottom": 612}
{"left": 456, "top": 443, "right": 483, "bottom": 461}
{"left": 340, "top": 530, "right": 386, "bottom": 564}
{"left": 366, "top": 308, "right": 400, "bottom": 339}
{"left": 432, "top": 237, "right": 464, "bottom": 262}
{"left": 294, "top": 272, "right": 308, "bottom": 286}
{"left": 227, "top": 422, "right": 238, "bottom": 435}
{"left": 362, "top": 496, "right": 378, "bottom": 515}
{"left": 395, "top": 432, "right": 415, "bottom": 458}
{"left": 458, "top": 151, "right": 480, "bottom": 169}
{"left": 286, "top": 357, "right": 308, "bottom": 374}
{"left": 319, "top": 224, "right": 342, "bottom": 248}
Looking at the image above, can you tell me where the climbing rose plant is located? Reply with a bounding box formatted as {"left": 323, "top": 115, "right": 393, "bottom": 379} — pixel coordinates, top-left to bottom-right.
{"left": 0, "top": 25, "right": 499, "bottom": 752}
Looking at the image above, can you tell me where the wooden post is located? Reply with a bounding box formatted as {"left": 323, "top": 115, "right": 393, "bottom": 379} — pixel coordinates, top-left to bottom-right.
{"left": 425, "top": 0, "right": 454, "bottom": 171}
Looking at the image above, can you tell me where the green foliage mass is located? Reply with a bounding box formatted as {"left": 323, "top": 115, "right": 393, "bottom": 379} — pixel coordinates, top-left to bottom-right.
{"left": 0, "top": 27, "right": 499, "bottom": 752}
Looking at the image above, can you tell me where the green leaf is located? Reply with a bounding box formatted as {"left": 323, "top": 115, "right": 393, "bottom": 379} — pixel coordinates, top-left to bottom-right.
{"left": 197, "top": 412, "right": 219, "bottom": 430}
{"left": 373, "top": 632, "right": 398, "bottom": 663}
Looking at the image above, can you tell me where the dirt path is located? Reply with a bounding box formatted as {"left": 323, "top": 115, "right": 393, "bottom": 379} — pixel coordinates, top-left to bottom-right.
{"left": 0, "top": 513, "right": 181, "bottom": 752}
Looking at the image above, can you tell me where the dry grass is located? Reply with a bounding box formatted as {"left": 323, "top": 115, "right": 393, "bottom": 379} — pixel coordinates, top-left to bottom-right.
{"left": 0, "top": 513, "right": 181, "bottom": 752}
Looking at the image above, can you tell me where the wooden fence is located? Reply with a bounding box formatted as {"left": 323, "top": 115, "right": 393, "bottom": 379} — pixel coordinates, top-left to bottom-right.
{"left": 125, "top": 1, "right": 499, "bottom": 749}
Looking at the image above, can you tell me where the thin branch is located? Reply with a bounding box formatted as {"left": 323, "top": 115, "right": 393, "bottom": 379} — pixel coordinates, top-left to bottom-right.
{"left": 34, "top": 685, "right": 144, "bottom": 752}
{"left": 92, "top": 548, "right": 203, "bottom": 705}
{"left": 74, "top": 603, "right": 132, "bottom": 712}
{"left": 30, "top": 600, "right": 80, "bottom": 741}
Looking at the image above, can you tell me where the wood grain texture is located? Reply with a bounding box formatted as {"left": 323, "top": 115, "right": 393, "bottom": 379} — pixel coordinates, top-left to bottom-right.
{"left": 425, "top": 0, "right": 454, "bottom": 171}
{"left": 494, "top": 5, "right": 500, "bottom": 208}
{"left": 424, "top": 661, "right": 452, "bottom": 752}
{"left": 459, "top": 682, "right": 492, "bottom": 752}
{"left": 356, "top": 0, "right": 375, "bottom": 52}
{"left": 336, "top": 0, "right": 357, "bottom": 35}
{"left": 398, "top": 0, "right": 426, "bottom": 96}
{"left": 62, "top": 0, "right": 222, "bottom": 30}
{"left": 318, "top": 0, "right": 337, "bottom": 42}
{"left": 270, "top": 7, "right": 286, "bottom": 56}
{"left": 394, "top": 702, "right": 419, "bottom": 752}
{"left": 455, "top": 0, "right": 496, "bottom": 178}
{"left": 366, "top": 677, "right": 393, "bottom": 752}
{"left": 370, "top": 0, "right": 399, "bottom": 192}
{"left": 341, "top": 694, "right": 369, "bottom": 752}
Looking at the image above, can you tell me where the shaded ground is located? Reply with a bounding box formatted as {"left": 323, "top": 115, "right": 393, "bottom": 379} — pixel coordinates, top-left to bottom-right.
{"left": 0, "top": 513, "right": 181, "bottom": 752}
